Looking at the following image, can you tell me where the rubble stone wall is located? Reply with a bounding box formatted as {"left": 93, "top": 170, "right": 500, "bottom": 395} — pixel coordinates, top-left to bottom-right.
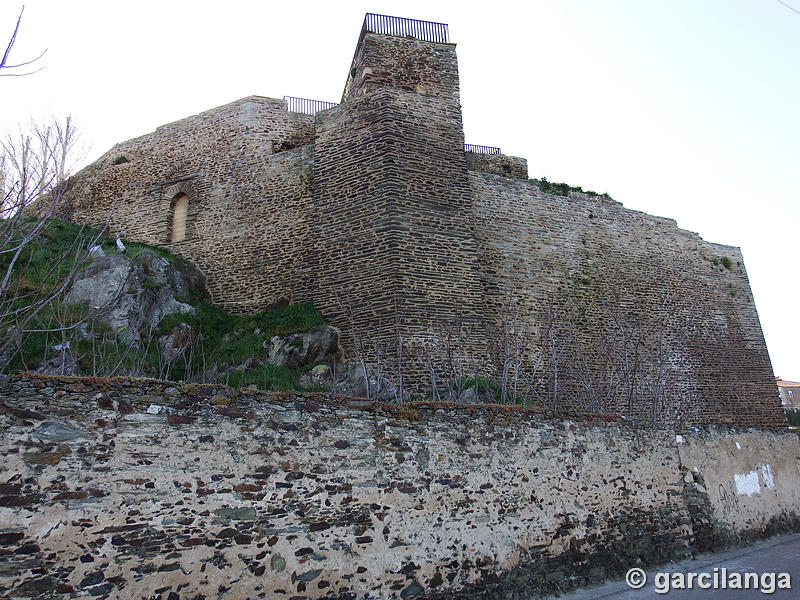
{"left": 64, "top": 97, "right": 316, "bottom": 313}
{"left": 464, "top": 152, "right": 528, "bottom": 179}
{"left": 470, "top": 171, "right": 784, "bottom": 428}
{"left": 2, "top": 375, "right": 799, "bottom": 599}
{"left": 677, "top": 428, "right": 800, "bottom": 551}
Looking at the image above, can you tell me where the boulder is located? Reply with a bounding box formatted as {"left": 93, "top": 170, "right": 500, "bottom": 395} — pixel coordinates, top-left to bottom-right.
{"left": 158, "top": 323, "right": 195, "bottom": 362}
{"left": 457, "top": 386, "right": 498, "bottom": 404}
{"left": 331, "top": 362, "right": 400, "bottom": 402}
{"left": 297, "top": 364, "right": 330, "bottom": 387}
{"left": 36, "top": 349, "right": 81, "bottom": 376}
{"left": 266, "top": 325, "right": 340, "bottom": 369}
{"left": 65, "top": 250, "right": 207, "bottom": 345}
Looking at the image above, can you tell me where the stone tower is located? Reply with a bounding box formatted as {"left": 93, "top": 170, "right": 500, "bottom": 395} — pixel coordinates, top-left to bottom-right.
{"left": 311, "top": 15, "right": 488, "bottom": 371}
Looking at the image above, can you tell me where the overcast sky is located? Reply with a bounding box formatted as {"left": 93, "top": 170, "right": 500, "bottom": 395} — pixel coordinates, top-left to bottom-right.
{"left": 2, "top": 0, "right": 797, "bottom": 381}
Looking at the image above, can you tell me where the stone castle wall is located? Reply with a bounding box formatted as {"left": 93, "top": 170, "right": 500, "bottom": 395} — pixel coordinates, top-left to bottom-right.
{"left": 2, "top": 375, "right": 799, "bottom": 599}
{"left": 56, "top": 24, "right": 783, "bottom": 426}
{"left": 65, "top": 97, "right": 316, "bottom": 313}
{"left": 464, "top": 152, "right": 528, "bottom": 179}
{"left": 470, "top": 172, "right": 783, "bottom": 428}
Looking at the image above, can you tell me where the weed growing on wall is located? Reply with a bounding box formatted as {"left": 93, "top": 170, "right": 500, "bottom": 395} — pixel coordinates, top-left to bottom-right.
{"left": 532, "top": 177, "right": 613, "bottom": 201}
{"left": 785, "top": 410, "right": 800, "bottom": 427}
{"left": 710, "top": 256, "right": 733, "bottom": 270}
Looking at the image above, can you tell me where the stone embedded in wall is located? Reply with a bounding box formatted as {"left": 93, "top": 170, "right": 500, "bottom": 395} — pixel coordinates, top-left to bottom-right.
{"left": 1, "top": 375, "right": 799, "bottom": 599}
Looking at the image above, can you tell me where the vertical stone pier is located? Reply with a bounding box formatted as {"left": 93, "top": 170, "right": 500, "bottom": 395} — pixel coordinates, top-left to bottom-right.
{"left": 312, "top": 17, "right": 487, "bottom": 379}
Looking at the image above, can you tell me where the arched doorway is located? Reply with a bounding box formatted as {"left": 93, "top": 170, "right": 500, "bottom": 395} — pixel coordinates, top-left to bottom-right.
{"left": 170, "top": 193, "right": 188, "bottom": 243}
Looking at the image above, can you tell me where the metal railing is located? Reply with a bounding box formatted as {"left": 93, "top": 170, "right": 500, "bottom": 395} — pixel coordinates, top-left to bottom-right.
{"left": 464, "top": 144, "right": 501, "bottom": 155}
{"left": 285, "top": 96, "right": 339, "bottom": 115}
{"left": 363, "top": 13, "right": 450, "bottom": 44}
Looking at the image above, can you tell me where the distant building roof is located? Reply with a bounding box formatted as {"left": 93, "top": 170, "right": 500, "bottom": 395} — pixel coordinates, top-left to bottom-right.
{"left": 777, "top": 378, "right": 800, "bottom": 388}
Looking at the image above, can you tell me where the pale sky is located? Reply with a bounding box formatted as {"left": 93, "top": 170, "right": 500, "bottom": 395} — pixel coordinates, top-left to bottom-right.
{"left": 2, "top": 0, "right": 797, "bottom": 381}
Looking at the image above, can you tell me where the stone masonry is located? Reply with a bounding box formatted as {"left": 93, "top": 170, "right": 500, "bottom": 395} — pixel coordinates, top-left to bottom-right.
{"left": 57, "top": 15, "right": 784, "bottom": 427}
{"left": 62, "top": 97, "right": 316, "bottom": 314}
{"left": 2, "top": 375, "right": 800, "bottom": 599}
{"left": 312, "top": 31, "right": 487, "bottom": 372}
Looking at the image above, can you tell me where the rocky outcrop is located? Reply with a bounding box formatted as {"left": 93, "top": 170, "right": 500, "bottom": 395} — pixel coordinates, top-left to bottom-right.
{"left": 158, "top": 322, "right": 195, "bottom": 362}
{"left": 265, "top": 325, "right": 340, "bottom": 369}
{"left": 329, "top": 362, "right": 400, "bottom": 402}
{"left": 65, "top": 251, "right": 207, "bottom": 345}
{"left": 264, "top": 327, "right": 405, "bottom": 400}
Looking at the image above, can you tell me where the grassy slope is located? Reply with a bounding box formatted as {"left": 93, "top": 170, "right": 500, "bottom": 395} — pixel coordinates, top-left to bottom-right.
{"left": 3, "top": 219, "right": 325, "bottom": 390}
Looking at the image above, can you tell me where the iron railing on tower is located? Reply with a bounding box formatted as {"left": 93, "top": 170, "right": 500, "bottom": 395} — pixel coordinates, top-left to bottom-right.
{"left": 362, "top": 13, "right": 450, "bottom": 44}
{"left": 464, "top": 144, "right": 501, "bottom": 155}
{"left": 285, "top": 96, "right": 339, "bottom": 115}
{"left": 343, "top": 14, "right": 452, "bottom": 103}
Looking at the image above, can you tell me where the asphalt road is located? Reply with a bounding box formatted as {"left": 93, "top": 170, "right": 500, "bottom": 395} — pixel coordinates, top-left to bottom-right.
{"left": 541, "top": 532, "right": 800, "bottom": 599}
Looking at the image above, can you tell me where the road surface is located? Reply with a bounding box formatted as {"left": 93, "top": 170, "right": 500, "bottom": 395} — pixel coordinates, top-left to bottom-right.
{"left": 543, "top": 532, "right": 800, "bottom": 599}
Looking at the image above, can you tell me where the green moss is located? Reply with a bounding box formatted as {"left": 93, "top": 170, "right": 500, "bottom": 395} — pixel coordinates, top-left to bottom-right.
{"left": 531, "top": 177, "right": 613, "bottom": 201}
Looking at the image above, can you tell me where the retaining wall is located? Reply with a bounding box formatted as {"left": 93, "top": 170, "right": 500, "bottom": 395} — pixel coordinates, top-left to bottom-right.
{"left": 1, "top": 376, "right": 798, "bottom": 599}
{"left": 470, "top": 171, "right": 784, "bottom": 428}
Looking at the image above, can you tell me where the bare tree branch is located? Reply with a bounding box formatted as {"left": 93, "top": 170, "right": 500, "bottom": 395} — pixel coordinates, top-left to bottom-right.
{"left": 1, "top": 6, "right": 47, "bottom": 77}
{"left": 334, "top": 289, "right": 371, "bottom": 399}
{"left": 0, "top": 117, "right": 105, "bottom": 370}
